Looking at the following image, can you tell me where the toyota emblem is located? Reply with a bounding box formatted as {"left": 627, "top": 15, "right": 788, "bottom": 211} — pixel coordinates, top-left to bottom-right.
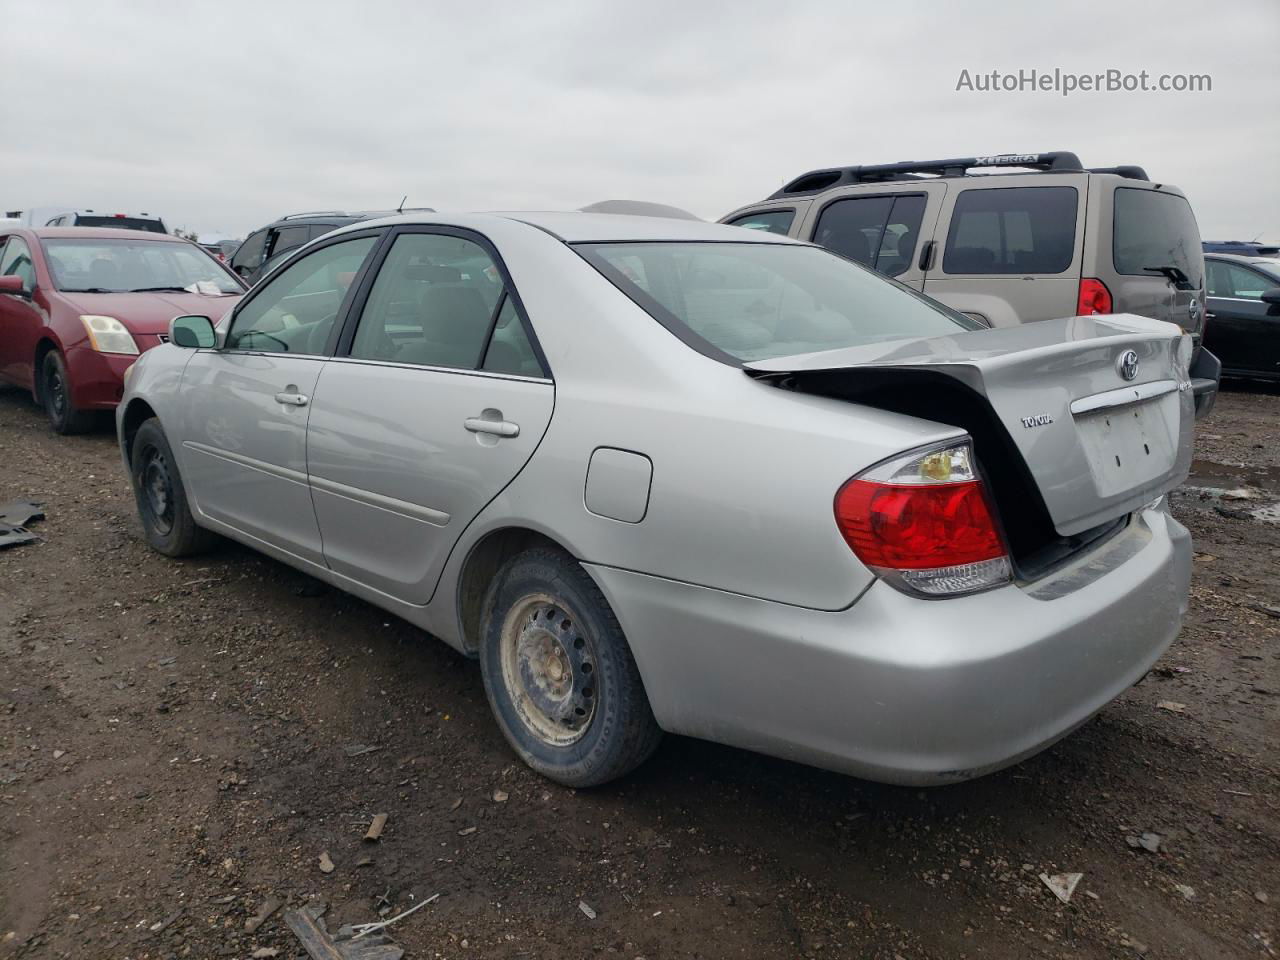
{"left": 1117, "top": 349, "right": 1140, "bottom": 381}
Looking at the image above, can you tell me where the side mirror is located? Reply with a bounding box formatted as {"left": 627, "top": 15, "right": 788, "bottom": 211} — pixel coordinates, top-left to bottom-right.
{"left": 1260, "top": 287, "right": 1280, "bottom": 306}
{"left": 0, "top": 275, "right": 32, "bottom": 298}
{"left": 169, "top": 315, "right": 218, "bottom": 349}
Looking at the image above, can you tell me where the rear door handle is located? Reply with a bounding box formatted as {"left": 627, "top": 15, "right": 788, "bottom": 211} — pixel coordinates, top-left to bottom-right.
{"left": 465, "top": 416, "right": 519, "bottom": 438}
{"left": 274, "top": 391, "right": 309, "bottom": 407}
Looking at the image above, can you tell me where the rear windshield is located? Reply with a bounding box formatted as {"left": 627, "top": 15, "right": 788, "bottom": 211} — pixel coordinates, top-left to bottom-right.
{"left": 1112, "top": 188, "right": 1204, "bottom": 287}
{"left": 73, "top": 216, "right": 166, "bottom": 234}
{"left": 578, "top": 241, "right": 981, "bottom": 363}
{"left": 943, "top": 186, "right": 1078, "bottom": 274}
{"left": 43, "top": 238, "right": 243, "bottom": 294}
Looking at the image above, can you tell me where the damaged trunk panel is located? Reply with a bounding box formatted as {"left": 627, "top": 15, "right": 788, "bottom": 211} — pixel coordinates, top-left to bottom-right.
{"left": 745, "top": 315, "right": 1194, "bottom": 578}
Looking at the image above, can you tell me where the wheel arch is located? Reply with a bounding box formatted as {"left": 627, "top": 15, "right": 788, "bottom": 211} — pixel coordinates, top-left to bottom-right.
{"left": 455, "top": 526, "right": 579, "bottom": 656}
{"left": 120, "top": 397, "right": 160, "bottom": 463}
{"left": 32, "top": 336, "right": 60, "bottom": 402}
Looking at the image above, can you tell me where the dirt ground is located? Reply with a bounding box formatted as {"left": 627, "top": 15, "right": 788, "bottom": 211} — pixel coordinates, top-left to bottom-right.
{"left": 0, "top": 382, "right": 1276, "bottom": 960}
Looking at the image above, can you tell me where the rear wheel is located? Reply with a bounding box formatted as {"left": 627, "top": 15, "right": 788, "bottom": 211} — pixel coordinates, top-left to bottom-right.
{"left": 479, "top": 548, "right": 662, "bottom": 787}
{"left": 130, "top": 418, "right": 216, "bottom": 557}
{"left": 41, "top": 351, "right": 97, "bottom": 434}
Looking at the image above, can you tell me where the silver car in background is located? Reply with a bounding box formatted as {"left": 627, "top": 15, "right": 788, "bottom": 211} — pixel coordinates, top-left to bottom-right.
{"left": 117, "top": 212, "right": 1194, "bottom": 787}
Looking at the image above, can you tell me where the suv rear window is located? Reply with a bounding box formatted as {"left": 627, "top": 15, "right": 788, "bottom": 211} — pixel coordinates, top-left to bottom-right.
{"left": 1112, "top": 188, "right": 1203, "bottom": 287}
{"left": 943, "top": 186, "right": 1077, "bottom": 275}
{"left": 578, "top": 241, "right": 980, "bottom": 363}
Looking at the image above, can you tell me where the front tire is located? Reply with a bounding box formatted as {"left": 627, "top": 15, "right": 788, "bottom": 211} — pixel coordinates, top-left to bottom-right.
{"left": 130, "top": 418, "right": 216, "bottom": 557}
{"left": 41, "top": 351, "right": 97, "bottom": 434}
{"left": 479, "top": 548, "right": 662, "bottom": 787}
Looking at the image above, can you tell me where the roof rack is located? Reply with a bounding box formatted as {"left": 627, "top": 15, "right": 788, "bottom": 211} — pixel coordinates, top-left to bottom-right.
{"left": 1087, "top": 165, "right": 1149, "bottom": 181}
{"left": 769, "top": 152, "right": 1096, "bottom": 198}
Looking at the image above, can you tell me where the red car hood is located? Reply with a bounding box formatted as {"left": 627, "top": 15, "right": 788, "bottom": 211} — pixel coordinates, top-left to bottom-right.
{"left": 60, "top": 290, "right": 242, "bottom": 336}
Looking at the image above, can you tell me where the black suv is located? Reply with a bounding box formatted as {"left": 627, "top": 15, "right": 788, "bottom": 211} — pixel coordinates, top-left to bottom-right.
{"left": 230, "top": 209, "right": 433, "bottom": 284}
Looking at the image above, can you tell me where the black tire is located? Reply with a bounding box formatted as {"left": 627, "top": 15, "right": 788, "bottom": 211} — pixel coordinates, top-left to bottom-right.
{"left": 41, "top": 351, "right": 97, "bottom": 435}
{"left": 479, "top": 547, "right": 662, "bottom": 787}
{"left": 130, "top": 418, "right": 217, "bottom": 557}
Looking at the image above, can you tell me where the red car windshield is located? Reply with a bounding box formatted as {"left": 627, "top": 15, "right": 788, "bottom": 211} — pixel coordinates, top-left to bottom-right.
{"left": 43, "top": 238, "right": 243, "bottom": 295}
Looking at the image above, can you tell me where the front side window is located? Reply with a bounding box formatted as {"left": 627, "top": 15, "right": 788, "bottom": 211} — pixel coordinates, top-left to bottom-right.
{"left": 813, "top": 194, "right": 926, "bottom": 277}
{"left": 269, "top": 226, "right": 311, "bottom": 261}
{"left": 1218, "top": 263, "right": 1276, "bottom": 300}
{"left": 42, "top": 238, "right": 242, "bottom": 294}
{"left": 0, "top": 237, "right": 36, "bottom": 289}
{"left": 727, "top": 210, "right": 795, "bottom": 236}
{"left": 579, "top": 241, "right": 980, "bottom": 363}
{"left": 1113, "top": 188, "right": 1204, "bottom": 287}
{"left": 227, "top": 236, "right": 376, "bottom": 353}
{"left": 350, "top": 232, "right": 531, "bottom": 371}
{"left": 230, "top": 228, "right": 268, "bottom": 274}
{"left": 943, "top": 186, "right": 1078, "bottom": 275}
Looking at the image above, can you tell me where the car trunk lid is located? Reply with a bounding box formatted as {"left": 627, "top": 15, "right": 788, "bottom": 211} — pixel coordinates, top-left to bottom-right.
{"left": 744, "top": 314, "right": 1194, "bottom": 538}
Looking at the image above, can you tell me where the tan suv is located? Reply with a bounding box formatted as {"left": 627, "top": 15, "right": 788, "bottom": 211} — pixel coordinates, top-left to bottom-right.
{"left": 722, "top": 152, "right": 1218, "bottom": 411}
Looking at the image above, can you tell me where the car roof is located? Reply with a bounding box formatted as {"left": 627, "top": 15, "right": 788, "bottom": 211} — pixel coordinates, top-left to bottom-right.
{"left": 1205, "top": 252, "right": 1280, "bottom": 268}
{"left": 346, "top": 211, "right": 803, "bottom": 244}
{"left": 29, "top": 226, "right": 185, "bottom": 241}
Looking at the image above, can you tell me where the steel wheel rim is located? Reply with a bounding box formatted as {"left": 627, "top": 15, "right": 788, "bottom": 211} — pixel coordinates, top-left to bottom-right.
{"left": 499, "top": 593, "right": 598, "bottom": 746}
{"left": 141, "top": 445, "right": 175, "bottom": 535}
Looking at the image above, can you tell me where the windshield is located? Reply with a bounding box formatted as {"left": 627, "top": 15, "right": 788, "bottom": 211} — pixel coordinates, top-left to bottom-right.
{"left": 578, "top": 241, "right": 981, "bottom": 362}
{"left": 43, "top": 238, "right": 243, "bottom": 294}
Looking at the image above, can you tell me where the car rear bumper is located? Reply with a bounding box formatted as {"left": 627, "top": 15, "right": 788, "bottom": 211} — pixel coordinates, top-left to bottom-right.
{"left": 586, "top": 502, "right": 1191, "bottom": 785}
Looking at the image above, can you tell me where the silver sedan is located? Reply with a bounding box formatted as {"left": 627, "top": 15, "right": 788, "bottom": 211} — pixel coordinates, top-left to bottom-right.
{"left": 117, "top": 212, "right": 1194, "bottom": 787}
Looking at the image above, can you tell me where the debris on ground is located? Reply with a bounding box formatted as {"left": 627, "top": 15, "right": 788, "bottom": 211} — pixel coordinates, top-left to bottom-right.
{"left": 245, "top": 896, "right": 284, "bottom": 933}
{"left": 350, "top": 894, "right": 438, "bottom": 940}
{"left": 364, "top": 813, "right": 388, "bottom": 841}
{"left": 449, "top": 797, "right": 463, "bottom": 811}
{"left": 1174, "top": 883, "right": 1196, "bottom": 900}
{"left": 493, "top": 789, "right": 508, "bottom": 803}
{"left": 578, "top": 900, "right": 597, "bottom": 920}
{"left": 1246, "top": 602, "right": 1280, "bottom": 620}
{"left": 0, "top": 499, "right": 44, "bottom": 550}
{"left": 1126, "top": 833, "right": 1164, "bottom": 853}
{"left": 319, "top": 851, "right": 335, "bottom": 873}
{"left": 344, "top": 744, "right": 381, "bottom": 757}
{"left": 1039, "top": 872, "right": 1083, "bottom": 904}
{"left": 286, "top": 902, "right": 407, "bottom": 960}
{"left": 457, "top": 826, "right": 476, "bottom": 836}
{"left": 251, "top": 949, "right": 280, "bottom": 958}
{"left": 1157, "top": 701, "right": 1188, "bottom": 713}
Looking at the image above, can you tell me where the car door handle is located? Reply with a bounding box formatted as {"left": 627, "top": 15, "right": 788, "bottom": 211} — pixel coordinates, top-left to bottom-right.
{"left": 465, "top": 416, "right": 519, "bottom": 438}
{"left": 274, "top": 391, "right": 309, "bottom": 407}
{"left": 1204, "top": 312, "right": 1216, "bottom": 320}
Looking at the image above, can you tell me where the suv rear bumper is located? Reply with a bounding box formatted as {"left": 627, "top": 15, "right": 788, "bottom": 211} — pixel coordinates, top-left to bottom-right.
{"left": 587, "top": 502, "right": 1190, "bottom": 785}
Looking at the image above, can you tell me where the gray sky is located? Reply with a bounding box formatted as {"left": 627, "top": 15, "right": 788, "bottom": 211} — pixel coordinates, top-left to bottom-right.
{"left": 5, "top": 0, "right": 1277, "bottom": 241}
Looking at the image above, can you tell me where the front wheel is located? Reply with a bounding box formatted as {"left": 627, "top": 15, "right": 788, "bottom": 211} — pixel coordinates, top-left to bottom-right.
{"left": 130, "top": 418, "right": 217, "bottom": 557}
{"left": 479, "top": 548, "right": 662, "bottom": 787}
{"left": 41, "top": 351, "right": 97, "bottom": 434}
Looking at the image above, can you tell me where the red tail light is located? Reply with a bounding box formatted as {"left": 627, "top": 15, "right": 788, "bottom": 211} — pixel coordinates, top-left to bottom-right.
{"left": 1077, "top": 278, "right": 1113, "bottom": 315}
{"left": 834, "top": 441, "right": 1011, "bottom": 596}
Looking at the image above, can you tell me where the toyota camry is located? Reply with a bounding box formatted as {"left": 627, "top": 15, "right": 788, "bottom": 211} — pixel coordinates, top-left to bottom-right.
{"left": 116, "top": 212, "right": 1194, "bottom": 787}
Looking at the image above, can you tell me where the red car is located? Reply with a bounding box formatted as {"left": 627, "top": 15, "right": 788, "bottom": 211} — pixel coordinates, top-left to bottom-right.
{"left": 0, "top": 227, "right": 246, "bottom": 433}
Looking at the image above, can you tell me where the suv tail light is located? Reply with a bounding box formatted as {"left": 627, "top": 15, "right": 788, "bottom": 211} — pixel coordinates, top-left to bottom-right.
{"left": 834, "top": 441, "right": 1011, "bottom": 597}
{"left": 1077, "top": 278, "right": 1113, "bottom": 315}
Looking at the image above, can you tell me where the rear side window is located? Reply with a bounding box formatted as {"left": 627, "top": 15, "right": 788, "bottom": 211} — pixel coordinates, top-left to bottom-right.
{"left": 1112, "top": 188, "right": 1204, "bottom": 288}
{"left": 726, "top": 210, "right": 795, "bottom": 236}
{"left": 943, "top": 187, "right": 1078, "bottom": 274}
{"left": 349, "top": 232, "right": 544, "bottom": 376}
{"left": 813, "top": 194, "right": 926, "bottom": 277}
